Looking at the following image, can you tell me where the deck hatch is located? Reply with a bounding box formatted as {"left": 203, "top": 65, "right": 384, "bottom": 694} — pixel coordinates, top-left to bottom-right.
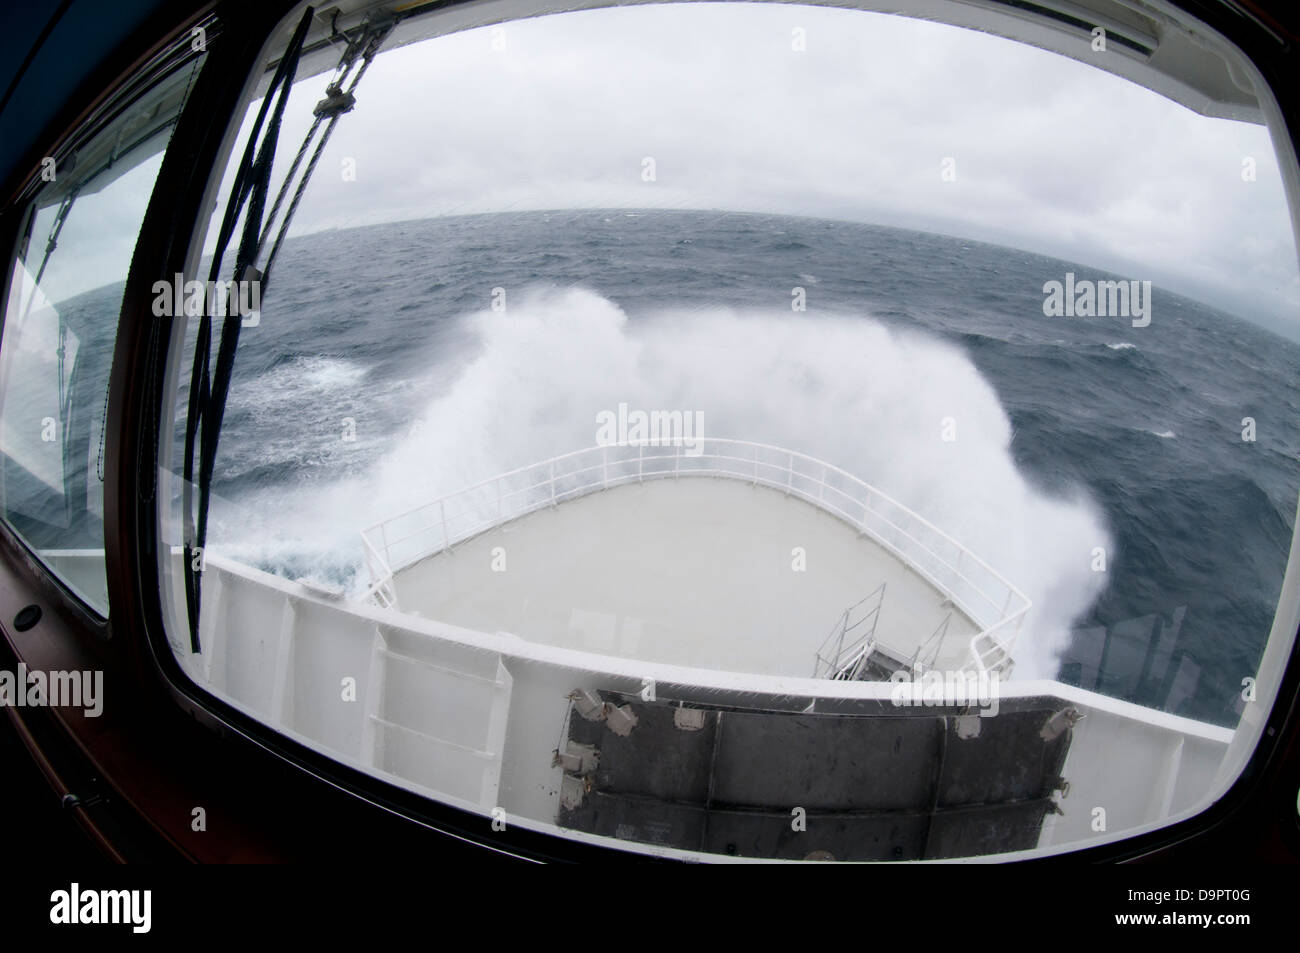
{"left": 558, "top": 691, "right": 1073, "bottom": 860}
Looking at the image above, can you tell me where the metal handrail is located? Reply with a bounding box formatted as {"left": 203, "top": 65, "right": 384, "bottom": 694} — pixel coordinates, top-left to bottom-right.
{"left": 909, "top": 611, "right": 953, "bottom": 672}
{"left": 814, "top": 583, "right": 886, "bottom": 679}
{"left": 360, "top": 530, "right": 399, "bottom": 610}
{"left": 359, "top": 438, "right": 1032, "bottom": 672}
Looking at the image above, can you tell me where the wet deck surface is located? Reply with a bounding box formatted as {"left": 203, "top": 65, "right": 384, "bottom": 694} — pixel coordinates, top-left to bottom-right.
{"left": 392, "top": 478, "right": 978, "bottom": 676}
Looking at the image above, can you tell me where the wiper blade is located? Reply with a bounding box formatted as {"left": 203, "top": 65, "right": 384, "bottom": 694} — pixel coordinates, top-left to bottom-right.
{"left": 181, "top": 6, "right": 315, "bottom": 653}
{"left": 180, "top": 8, "right": 393, "bottom": 653}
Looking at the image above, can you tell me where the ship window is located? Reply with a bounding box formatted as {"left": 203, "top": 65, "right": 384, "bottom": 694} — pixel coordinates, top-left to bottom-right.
{"left": 0, "top": 42, "right": 208, "bottom": 616}
{"left": 154, "top": 1, "right": 1300, "bottom": 861}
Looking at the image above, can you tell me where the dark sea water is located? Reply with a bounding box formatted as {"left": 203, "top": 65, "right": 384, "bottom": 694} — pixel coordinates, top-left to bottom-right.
{"left": 52, "top": 208, "right": 1300, "bottom": 727}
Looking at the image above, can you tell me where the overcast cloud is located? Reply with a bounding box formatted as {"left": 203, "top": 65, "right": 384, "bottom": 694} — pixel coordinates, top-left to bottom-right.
{"left": 39, "top": 3, "right": 1300, "bottom": 334}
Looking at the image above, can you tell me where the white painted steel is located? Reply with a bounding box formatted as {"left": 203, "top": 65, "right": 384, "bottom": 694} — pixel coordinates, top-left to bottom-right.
{"left": 174, "top": 549, "right": 1231, "bottom": 860}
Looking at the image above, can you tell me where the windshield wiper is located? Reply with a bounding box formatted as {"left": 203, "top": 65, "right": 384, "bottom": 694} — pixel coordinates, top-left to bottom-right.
{"left": 181, "top": 6, "right": 311, "bottom": 653}
{"left": 181, "top": 7, "right": 394, "bottom": 652}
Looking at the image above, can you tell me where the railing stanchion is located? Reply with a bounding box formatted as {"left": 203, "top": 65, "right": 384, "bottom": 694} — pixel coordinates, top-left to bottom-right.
{"left": 550, "top": 460, "right": 556, "bottom": 505}
{"left": 785, "top": 452, "right": 793, "bottom": 495}
{"left": 439, "top": 500, "right": 449, "bottom": 553}
{"left": 497, "top": 477, "right": 502, "bottom": 520}
{"left": 839, "top": 609, "right": 848, "bottom": 664}
{"left": 602, "top": 446, "right": 608, "bottom": 487}
{"left": 638, "top": 442, "right": 643, "bottom": 483}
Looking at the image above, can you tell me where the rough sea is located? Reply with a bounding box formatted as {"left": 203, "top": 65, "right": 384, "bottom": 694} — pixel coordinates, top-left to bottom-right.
{"left": 52, "top": 209, "right": 1300, "bottom": 727}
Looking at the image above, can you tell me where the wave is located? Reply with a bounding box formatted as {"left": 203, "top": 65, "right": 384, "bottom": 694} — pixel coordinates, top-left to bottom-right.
{"left": 210, "top": 286, "right": 1111, "bottom": 679}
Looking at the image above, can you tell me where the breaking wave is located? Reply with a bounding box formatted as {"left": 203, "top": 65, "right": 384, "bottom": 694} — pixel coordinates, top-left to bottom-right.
{"left": 209, "top": 285, "right": 1110, "bottom": 679}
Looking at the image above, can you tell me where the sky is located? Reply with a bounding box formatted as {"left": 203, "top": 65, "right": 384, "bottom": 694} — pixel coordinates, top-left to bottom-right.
{"left": 34, "top": 2, "right": 1300, "bottom": 336}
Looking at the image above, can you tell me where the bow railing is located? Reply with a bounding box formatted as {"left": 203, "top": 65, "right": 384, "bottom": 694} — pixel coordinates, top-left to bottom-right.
{"left": 360, "top": 438, "right": 1031, "bottom": 672}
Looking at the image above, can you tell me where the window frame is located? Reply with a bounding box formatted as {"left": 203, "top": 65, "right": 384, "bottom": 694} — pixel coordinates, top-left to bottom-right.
{"left": 7, "top": 0, "right": 1291, "bottom": 862}
{"left": 0, "top": 13, "right": 223, "bottom": 637}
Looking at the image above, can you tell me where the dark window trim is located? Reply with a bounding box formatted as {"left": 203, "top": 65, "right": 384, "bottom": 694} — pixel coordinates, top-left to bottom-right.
{"left": 0, "top": 17, "right": 218, "bottom": 630}
{"left": 0, "top": 2, "right": 222, "bottom": 211}
{"left": 23, "top": 0, "right": 1296, "bottom": 861}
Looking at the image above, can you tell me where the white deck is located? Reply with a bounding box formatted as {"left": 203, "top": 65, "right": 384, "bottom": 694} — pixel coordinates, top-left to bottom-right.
{"left": 364, "top": 439, "right": 1031, "bottom": 675}
{"left": 392, "top": 477, "right": 979, "bottom": 676}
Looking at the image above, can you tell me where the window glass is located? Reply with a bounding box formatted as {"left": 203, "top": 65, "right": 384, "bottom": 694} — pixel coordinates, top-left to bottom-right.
{"left": 158, "top": 3, "right": 1300, "bottom": 860}
{"left": 1, "top": 46, "right": 205, "bottom": 616}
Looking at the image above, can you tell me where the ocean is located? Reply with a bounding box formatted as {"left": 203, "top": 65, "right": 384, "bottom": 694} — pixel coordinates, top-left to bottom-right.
{"left": 51, "top": 208, "right": 1300, "bottom": 727}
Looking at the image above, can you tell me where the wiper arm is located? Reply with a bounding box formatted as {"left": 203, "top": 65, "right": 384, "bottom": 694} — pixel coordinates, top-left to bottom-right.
{"left": 259, "top": 17, "right": 392, "bottom": 283}
{"left": 181, "top": 7, "right": 314, "bottom": 652}
{"left": 181, "top": 8, "right": 393, "bottom": 653}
